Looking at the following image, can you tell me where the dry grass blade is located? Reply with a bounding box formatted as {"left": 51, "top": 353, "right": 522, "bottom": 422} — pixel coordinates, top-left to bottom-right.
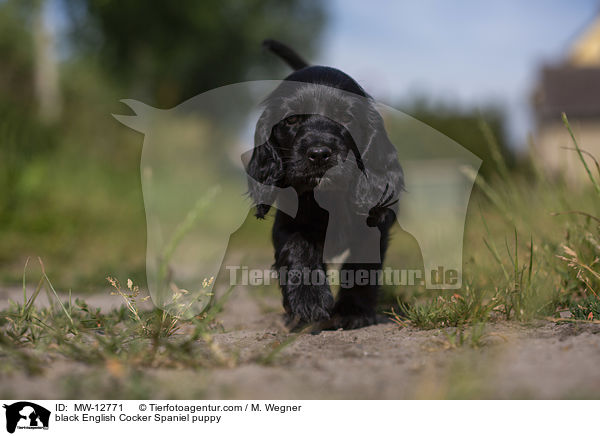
{"left": 38, "top": 257, "right": 73, "bottom": 326}
{"left": 561, "top": 146, "right": 600, "bottom": 178}
{"left": 550, "top": 210, "right": 600, "bottom": 224}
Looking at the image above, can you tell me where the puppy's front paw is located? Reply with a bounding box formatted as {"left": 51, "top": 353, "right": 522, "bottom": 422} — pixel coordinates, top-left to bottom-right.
{"left": 329, "top": 313, "right": 377, "bottom": 330}
{"left": 284, "top": 286, "right": 334, "bottom": 330}
{"left": 330, "top": 297, "right": 378, "bottom": 330}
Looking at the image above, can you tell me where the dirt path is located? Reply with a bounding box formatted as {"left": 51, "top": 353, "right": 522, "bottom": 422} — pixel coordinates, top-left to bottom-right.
{"left": 2, "top": 286, "right": 600, "bottom": 399}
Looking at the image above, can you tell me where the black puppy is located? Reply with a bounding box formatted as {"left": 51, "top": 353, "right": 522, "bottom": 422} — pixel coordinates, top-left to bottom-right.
{"left": 246, "top": 40, "right": 403, "bottom": 329}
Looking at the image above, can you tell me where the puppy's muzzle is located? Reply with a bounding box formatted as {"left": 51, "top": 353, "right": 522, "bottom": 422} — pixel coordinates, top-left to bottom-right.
{"left": 307, "top": 145, "right": 332, "bottom": 165}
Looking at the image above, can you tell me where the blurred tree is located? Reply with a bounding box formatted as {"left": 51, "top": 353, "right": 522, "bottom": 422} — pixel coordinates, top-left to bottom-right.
{"left": 0, "top": 0, "right": 36, "bottom": 109}
{"left": 403, "top": 97, "right": 513, "bottom": 178}
{"left": 62, "top": 0, "right": 327, "bottom": 106}
{"left": 0, "top": 0, "right": 58, "bottom": 221}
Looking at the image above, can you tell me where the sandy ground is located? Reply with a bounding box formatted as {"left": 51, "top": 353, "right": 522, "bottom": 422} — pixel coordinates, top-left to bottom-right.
{"left": 2, "top": 285, "right": 600, "bottom": 399}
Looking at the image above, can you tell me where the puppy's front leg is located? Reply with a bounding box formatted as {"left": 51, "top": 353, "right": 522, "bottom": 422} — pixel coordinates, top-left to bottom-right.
{"left": 333, "top": 261, "right": 381, "bottom": 330}
{"left": 274, "top": 232, "right": 334, "bottom": 327}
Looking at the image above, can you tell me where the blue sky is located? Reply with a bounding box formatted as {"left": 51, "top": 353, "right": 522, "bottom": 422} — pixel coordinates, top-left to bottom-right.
{"left": 317, "top": 0, "right": 599, "bottom": 149}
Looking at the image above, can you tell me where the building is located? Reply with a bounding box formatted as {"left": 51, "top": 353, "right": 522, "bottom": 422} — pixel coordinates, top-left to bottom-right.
{"left": 532, "top": 16, "right": 600, "bottom": 183}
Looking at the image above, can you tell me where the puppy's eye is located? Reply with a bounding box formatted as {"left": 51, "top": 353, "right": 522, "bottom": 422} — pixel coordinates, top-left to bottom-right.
{"left": 285, "top": 115, "right": 300, "bottom": 125}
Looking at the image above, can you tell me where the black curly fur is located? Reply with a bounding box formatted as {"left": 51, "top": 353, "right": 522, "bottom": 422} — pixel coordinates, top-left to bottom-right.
{"left": 246, "top": 40, "right": 403, "bottom": 330}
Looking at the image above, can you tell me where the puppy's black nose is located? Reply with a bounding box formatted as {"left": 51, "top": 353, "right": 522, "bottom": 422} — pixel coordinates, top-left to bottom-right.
{"left": 307, "top": 146, "right": 332, "bottom": 164}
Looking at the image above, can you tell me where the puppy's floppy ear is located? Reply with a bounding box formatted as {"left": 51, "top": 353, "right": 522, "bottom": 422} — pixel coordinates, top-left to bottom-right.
{"left": 352, "top": 105, "right": 404, "bottom": 213}
{"left": 246, "top": 110, "right": 283, "bottom": 218}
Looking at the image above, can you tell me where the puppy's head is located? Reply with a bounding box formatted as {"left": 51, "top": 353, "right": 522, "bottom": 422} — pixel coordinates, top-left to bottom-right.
{"left": 269, "top": 111, "right": 360, "bottom": 191}
{"left": 246, "top": 67, "right": 402, "bottom": 218}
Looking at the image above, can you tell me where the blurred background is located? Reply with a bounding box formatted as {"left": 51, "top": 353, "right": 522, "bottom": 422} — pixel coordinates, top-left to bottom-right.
{"left": 1, "top": 0, "right": 599, "bottom": 291}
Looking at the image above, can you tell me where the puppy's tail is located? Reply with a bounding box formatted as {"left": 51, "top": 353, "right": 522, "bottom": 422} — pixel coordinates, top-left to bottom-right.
{"left": 262, "top": 39, "right": 309, "bottom": 71}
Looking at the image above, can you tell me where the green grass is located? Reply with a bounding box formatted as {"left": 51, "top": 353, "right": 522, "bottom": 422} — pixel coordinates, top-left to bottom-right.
{"left": 1, "top": 272, "right": 216, "bottom": 375}
{"left": 387, "top": 112, "right": 600, "bottom": 330}
{"left": 0, "top": 263, "right": 301, "bottom": 384}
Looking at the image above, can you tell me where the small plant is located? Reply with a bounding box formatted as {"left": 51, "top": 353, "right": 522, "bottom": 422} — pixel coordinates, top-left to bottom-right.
{"left": 443, "top": 323, "right": 489, "bottom": 349}
{"left": 393, "top": 286, "right": 494, "bottom": 330}
{"left": 0, "top": 260, "right": 237, "bottom": 376}
{"left": 569, "top": 297, "right": 600, "bottom": 321}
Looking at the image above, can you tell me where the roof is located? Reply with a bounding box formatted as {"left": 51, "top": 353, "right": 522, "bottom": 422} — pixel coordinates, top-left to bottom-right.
{"left": 568, "top": 14, "right": 600, "bottom": 67}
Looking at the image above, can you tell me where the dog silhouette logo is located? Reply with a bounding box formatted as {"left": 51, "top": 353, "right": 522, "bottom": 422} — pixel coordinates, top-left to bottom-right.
{"left": 113, "top": 80, "right": 481, "bottom": 319}
{"left": 3, "top": 402, "right": 50, "bottom": 433}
